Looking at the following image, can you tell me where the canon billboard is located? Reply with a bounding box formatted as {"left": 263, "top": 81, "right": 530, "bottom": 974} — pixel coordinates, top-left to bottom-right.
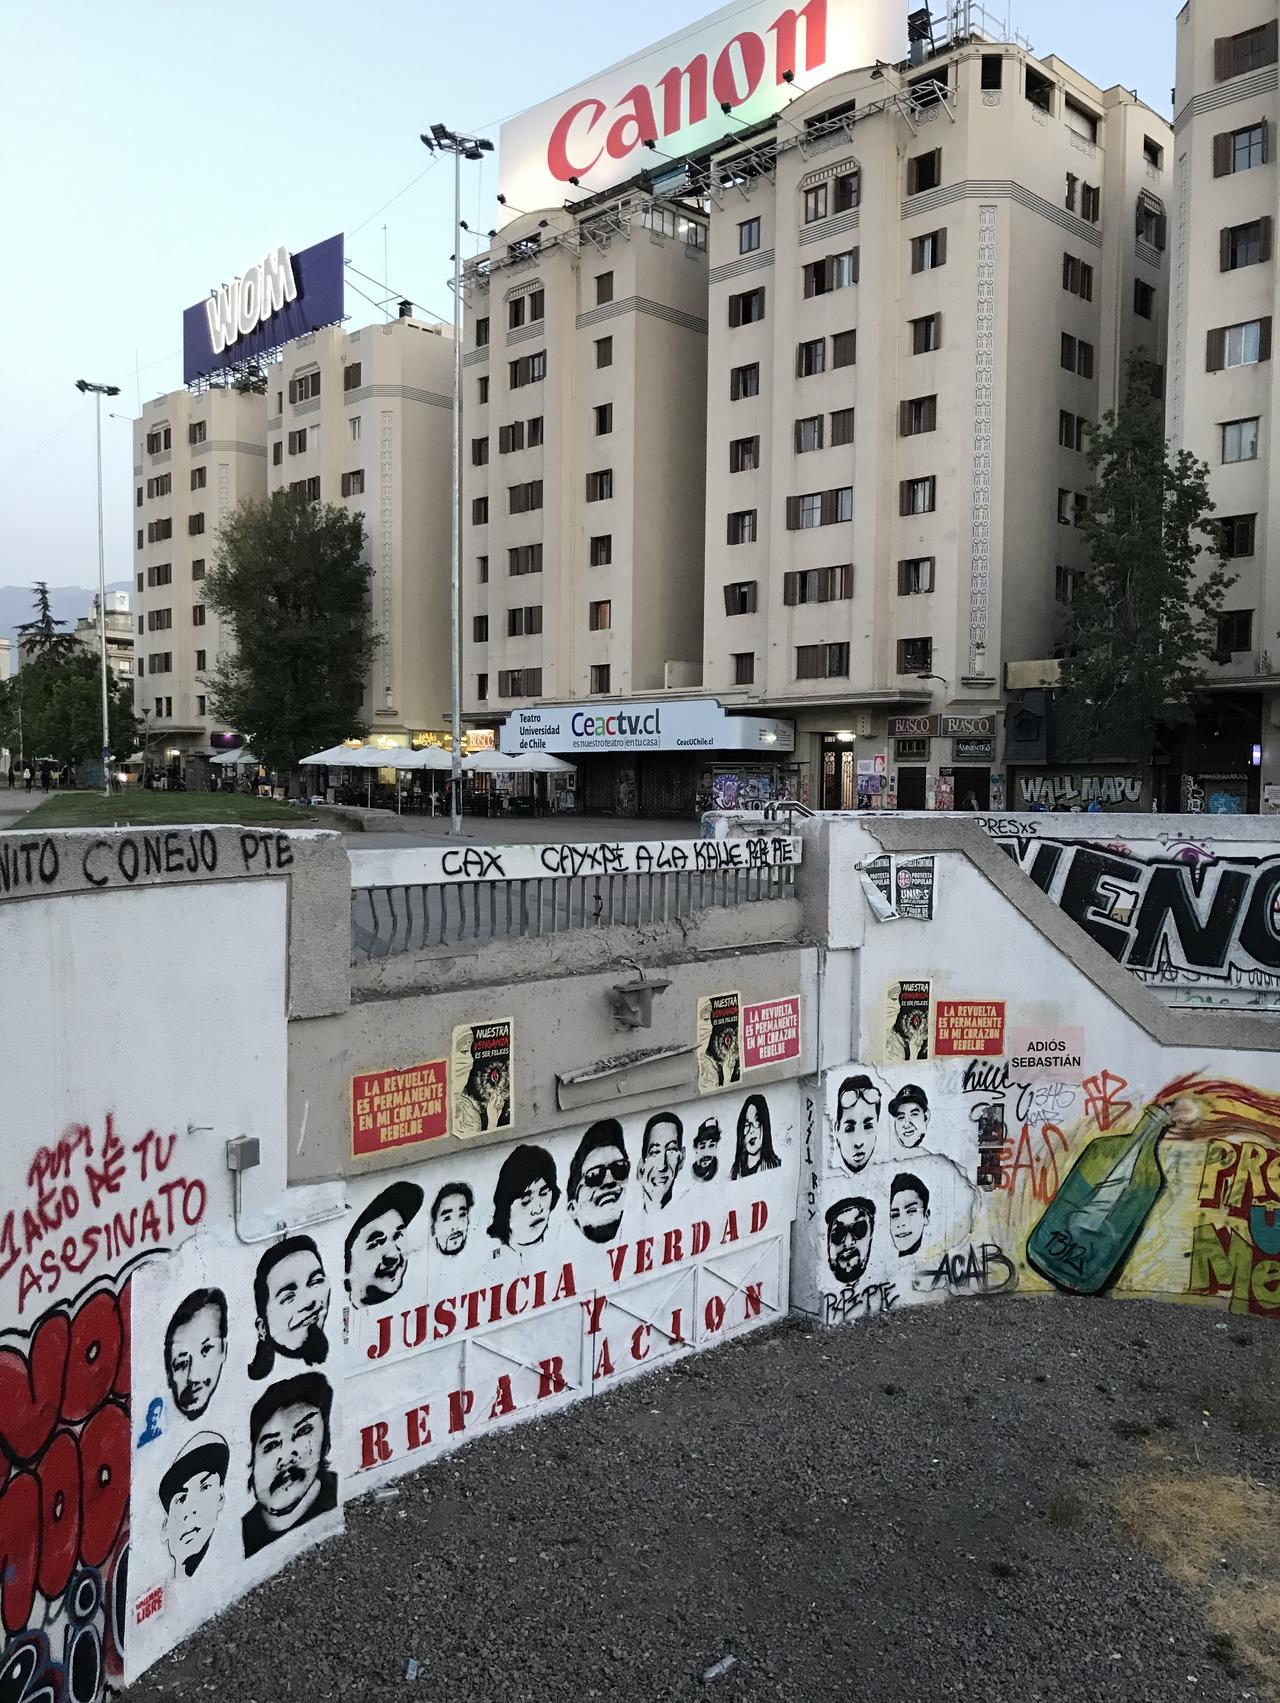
{"left": 497, "top": 0, "right": 904, "bottom": 217}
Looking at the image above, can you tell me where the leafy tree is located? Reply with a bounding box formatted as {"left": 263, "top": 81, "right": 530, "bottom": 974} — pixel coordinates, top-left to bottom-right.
{"left": 16, "top": 581, "right": 77, "bottom": 661}
{"left": 203, "top": 489, "right": 377, "bottom": 774}
{"left": 0, "top": 652, "right": 136, "bottom": 769}
{"left": 1060, "top": 353, "right": 1232, "bottom": 763}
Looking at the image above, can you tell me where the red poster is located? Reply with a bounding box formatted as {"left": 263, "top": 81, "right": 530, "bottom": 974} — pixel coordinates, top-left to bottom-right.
{"left": 742, "top": 996, "right": 801, "bottom": 1069}
{"left": 934, "top": 999, "right": 1006, "bottom": 1058}
{"left": 351, "top": 1060, "right": 448, "bottom": 1157}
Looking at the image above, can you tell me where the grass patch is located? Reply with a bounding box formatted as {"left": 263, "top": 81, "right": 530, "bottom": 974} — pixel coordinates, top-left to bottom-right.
{"left": 10, "top": 792, "right": 320, "bottom": 831}
{"left": 1040, "top": 1488, "right": 1085, "bottom": 1529}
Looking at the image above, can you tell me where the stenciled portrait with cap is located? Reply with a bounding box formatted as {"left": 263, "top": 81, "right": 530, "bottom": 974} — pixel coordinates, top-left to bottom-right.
{"left": 160, "top": 1431, "right": 229, "bottom": 1578}
{"left": 345, "top": 1181, "right": 424, "bottom": 1309}
{"left": 888, "top": 1084, "right": 930, "bottom": 1149}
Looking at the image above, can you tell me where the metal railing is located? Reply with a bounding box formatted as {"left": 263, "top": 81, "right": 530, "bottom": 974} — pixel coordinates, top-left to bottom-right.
{"left": 349, "top": 837, "right": 801, "bottom": 962}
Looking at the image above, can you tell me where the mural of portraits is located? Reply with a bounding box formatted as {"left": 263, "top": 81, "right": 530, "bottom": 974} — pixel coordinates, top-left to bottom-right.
{"left": 834, "top": 1074, "right": 881, "bottom": 1174}
{"left": 344, "top": 1182, "right": 424, "bottom": 1309}
{"left": 692, "top": 1118, "right": 722, "bottom": 1182}
{"left": 827, "top": 1196, "right": 875, "bottom": 1286}
{"left": 431, "top": 1182, "right": 473, "bottom": 1257}
{"left": 638, "top": 1112, "right": 685, "bottom": 1211}
{"left": 488, "top": 1145, "right": 560, "bottom": 1251}
{"left": 732, "top": 1094, "right": 781, "bottom": 1179}
{"left": 164, "top": 1287, "right": 228, "bottom": 1419}
{"left": 160, "top": 1431, "right": 229, "bottom": 1578}
{"left": 242, "top": 1372, "right": 338, "bottom": 1558}
{"left": 248, "top": 1236, "right": 331, "bottom": 1380}
{"left": 137, "top": 1396, "right": 165, "bottom": 1448}
{"left": 888, "top": 1173, "right": 930, "bottom": 1257}
{"left": 889, "top": 1085, "right": 929, "bottom": 1149}
{"left": 566, "top": 1121, "right": 631, "bottom": 1244}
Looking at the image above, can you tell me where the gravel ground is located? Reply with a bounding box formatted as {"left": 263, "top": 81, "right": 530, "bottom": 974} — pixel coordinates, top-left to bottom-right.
{"left": 127, "top": 1297, "right": 1279, "bottom": 1703}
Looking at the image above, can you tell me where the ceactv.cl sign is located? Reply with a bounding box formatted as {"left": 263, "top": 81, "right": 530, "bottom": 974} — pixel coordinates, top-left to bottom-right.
{"left": 572, "top": 710, "right": 661, "bottom": 739}
{"left": 500, "top": 701, "right": 795, "bottom": 755}
{"left": 497, "top": 0, "right": 903, "bottom": 217}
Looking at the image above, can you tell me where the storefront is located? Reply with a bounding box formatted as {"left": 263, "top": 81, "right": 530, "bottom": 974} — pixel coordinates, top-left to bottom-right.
{"left": 499, "top": 700, "right": 797, "bottom": 818}
{"left": 815, "top": 713, "right": 998, "bottom": 812}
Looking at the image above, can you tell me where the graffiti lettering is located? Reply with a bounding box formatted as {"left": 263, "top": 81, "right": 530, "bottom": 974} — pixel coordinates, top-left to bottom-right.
{"left": 1018, "top": 774, "right": 1143, "bottom": 809}
{"left": 0, "top": 837, "right": 61, "bottom": 894}
{"left": 923, "top": 1243, "right": 1018, "bottom": 1296}
{"left": 1082, "top": 1071, "right": 1131, "bottom": 1131}
{"left": 237, "top": 831, "right": 294, "bottom": 873}
{"left": 442, "top": 846, "right": 506, "bottom": 879}
{"left": 998, "top": 1122, "right": 1069, "bottom": 1204}
{"left": 820, "top": 1281, "right": 897, "bottom": 1325}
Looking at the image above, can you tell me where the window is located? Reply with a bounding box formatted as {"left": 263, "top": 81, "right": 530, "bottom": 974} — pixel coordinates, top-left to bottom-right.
{"left": 1065, "top": 172, "right": 1078, "bottom": 212}
{"left": 911, "top": 229, "right": 947, "bottom": 272}
{"left": 188, "top": 420, "right": 207, "bottom": 446}
{"left": 728, "top": 286, "right": 766, "bottom": 327}
{"left": 497, "top": 668, "right": 543, "bottom": 697}
{"left": 1223, "top": 219, "right": 1271, "bottom": 269}
{"left": 590, "top": 535, "right": 612, "bottom": 566}
{"left": 595, "top": 271, "right": 614, "bottom": 306}
{"left": 195, "top": 648, "right": 207, "bottom": 670}
{"left": 288, "top": 476, "right": 321, "bottom": 502}
{"left": 795, "top": 642, "right": 849, "bottom": 679}
{"left": 1060, "top": 333, "right": 1095, "bottom": 378}
{"left": 589, "top": 664, "right": 612, "bottom": 694}
{"left": 342, "top": 362, "right": 362, "bottom": 392}
{"left": 472, "top": 496, "right": 489, "bottom": 524}
{"left": 900, "top": 476, "right": 936, "bottom": 515}
{"left": 509, "top": 543, "right": 543, "bottom": 576}
{"left": 1065, "top": 98, "right": 1099, "bottom": 145}
{"left": 589, "top": 600, "right": 612, "bottom": 631}
{"left": 830, "top": 407, "right": 855, "bottom": 446}
{"left": 507, "top": 606, "right": 544, "bottom": 637}
{"left": 783, "top": 565, "right": 853, "bottom": 604}
{"left": 1025, "top": 66, "right": 1053, "bottom": 113}
{"left": 586, "top": 469, "right": 613, "bottom": 502}
{"left": 730, "top": 435, "right": 761, "bottom": 471}
{"left": 731, "top": 362, "right": 760, "bottom": 399}
{"left": 476, "top": 317, "right": 490, "bottom": 347}
{"left": 803, "top": 183, "right": 829, "bottom": 223}
{"left": 187, "top": 513, "right": 204, "bottom": 536}
{"left": 906, "top": 148, "right": 941, "bottom": 195}
{"left": 900, "top": 395, "right": 937, "bottom": 436}
{"left": 1215, "top": 24, "right": 1279, "bottom": 81}
{"left": 1136, "top": 193, "right": 1167, "bottom": 250}
{"left": 834, "top": 170, "right": 860, "bottom": 211}
{"left": 147, "top": 609, "right": 172, "bottom": 632}
{"left": 195, "top": 695, "right": 206, "bottom": 717}
{"left": 897, "top": 637, "right": 933, "bottom": 673}
{"left": 473, "top": 616, "right": 489, "bottom": 643}
{"left": 136, "top": 486, "right": 142, "bottom": 508}
{"left": 1144, "top": 135, "right": 1164, "bottom": 170}
{"left": 1062, "top": 253, "right": 1094, "bottom": 299}
{"left": 1222, "top": 418, "right": 1260, "bottom": 462}
{"left": 797, "top": 338, "right": 826, "bottom": 377}
{"left": 981, "top": 53, "right": 1003, "bottom": 90}
{"left": 192, "top": 559, "right": 205, "bottom": 580}
{"left": 1217, "top": 609, "right": 1254, "bottom": 653}
{"left": 723, "top": 581, "right": 759, "bottom": 615}
{"left": 1217, "top": 123, "right": 1267, "bottom": 176}
{"left": 499, "top": 421, "right": 525, "bottom": 454}
{"left": 509, "top": 351, "right": 547, "bottom": 387}
{"left": 1058, "top": 411, "right": 1084, "bottom": 449}
{"left": 527, "top": 416, "right": 544, "bottom": 447}
{"left": 1073, "top": 493, "right": 1088, "bottom": 527}
{"left": 1207, "top": 319, "right": 1271, "bottom": 369}
{"left": 472, "top": 436, "right": 490, "bottom": 465}
{"left": 146, "top": 518, "right": 171, "bottom": 543}
{"left": 509, "top": 296, "right": 527, "bottom": 330}
{"left": 288, "top": 428, "right": 307, "bottom": 455}
{"left": 732, "top": 652, "right": 755, "bottom": 685}
{"left": 137, "top": 573, "right": 144, "bottom": 591}
{"left": 594, "top": 403, "right": 613, "bottom": 436}
{"left": 898, "top": 557, "right": 935, "bottom": 595}
{"left": 727, "top": 510, "right": 758, "bottom": 544}
{"left": 145, "top": 475, "right": 171, "bottom": 498}
{"left": 509, "top": 480, "right": 544, "bottom": 514}
{"left": 529, "top": 289, "right": 545, "bottom": 322}
{"left": 1134, "top": 279, "right": 1156, "bottom": 319}
{"left": 832, "top": 329, "right": 856, "bottom": 369}
{"left": 1057, "top": 487, "right": 1072, "bottom": 524}
{"left": 786, "top": 487, "right": 853, "bottom": 529}
{"left": 477, "top": 673, "right": 489, "bottom": 702}
{"left": 739, "top": 217, "right": 761, "bottom": 254}
{"left": 910, "top": 312, "right": 942, "bottom": 354}
{"left": 341, "top": 470, "right": 366, "bottom": 497}
{"left": 290, "top": 371, "right": 320, "bottom": 402}
{"left": 795, "top": 415, "right": 824, "bottom": 453}
{"left": 478, "top": 375, "right": 490, "bottom": 405}
{"left": 1055, "top": 566, "right": 1078, "bottom": 605}
{"left": 272, "top": 442, "right": 282, "bottom": 466}
{"left": 191, "top": 466, "right": 207, "bottom": 491}
{"left": 478, "top": 556, "right": 489, "bottom": 583}
{"left": 148, "top": 653, "right": 173, "bottom": 675}
{"left": 1220, "top": 515, "right": 1257, "bottom": 558}
{"left": 595, "top": 336, "right": 613, "bottom": 369}
{"left": 191, "top": 604, "right": 206, "bottom": 628}
{"left": 145, "top": 428, "right": 169, "bottom": 454}
{"left": 147, "top": 563, "right": 172, "bottom": 588}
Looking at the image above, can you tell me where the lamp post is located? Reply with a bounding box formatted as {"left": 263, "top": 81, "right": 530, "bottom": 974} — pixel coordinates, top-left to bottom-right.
{"left": 76, "top": 378, "right": 122, "bottom": 796}
{"left": 420, "top": 123, "right": 494, "bottom": 836}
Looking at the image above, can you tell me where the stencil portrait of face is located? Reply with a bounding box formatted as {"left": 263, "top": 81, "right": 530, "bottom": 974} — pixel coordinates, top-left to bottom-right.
{"left": 164, "top": 1288, "right": 228, "bottom": 1420}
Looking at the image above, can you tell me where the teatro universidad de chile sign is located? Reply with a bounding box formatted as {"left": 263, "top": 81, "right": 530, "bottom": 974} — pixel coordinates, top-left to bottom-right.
{"left": 182, "top": 233, "right": 346, "bottom": 386}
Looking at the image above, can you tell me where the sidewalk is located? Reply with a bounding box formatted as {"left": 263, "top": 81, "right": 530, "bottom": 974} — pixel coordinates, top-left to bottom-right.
{"left": 0, "top": 788, "right": 35, "bottom": 831}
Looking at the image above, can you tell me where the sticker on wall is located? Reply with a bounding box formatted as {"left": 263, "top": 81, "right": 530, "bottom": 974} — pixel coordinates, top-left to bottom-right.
{"left": 884, "top": 980, "right": 932, "bottom": 1063}
{"left": 450, "top": 1020, "right": 514, "bottom": 1136}
{"left": 698, "top": 991, "right": 743, "bottom": 1092}
{"left": 1006, "top": 1026, "right": 1085, "bottom": 1076}
{"left": 895, "top": 856, "right": 935, "bottom": 919}
{"left": 350, "top": 1060, "right": 448, "bottom": 1158}
{"left": 934, "top": 999, "right": 1006, "bottom": 1057}
{"left": 742, "top": 996, "right": 801, "bottom": 1070}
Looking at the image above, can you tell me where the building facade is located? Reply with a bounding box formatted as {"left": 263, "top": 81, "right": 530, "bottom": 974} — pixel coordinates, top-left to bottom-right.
{"left": 74, "top": 591, "right": 134, "bottom": 688}
{"left": 1171, "top": 0, "right": 1280, "bottom": 813}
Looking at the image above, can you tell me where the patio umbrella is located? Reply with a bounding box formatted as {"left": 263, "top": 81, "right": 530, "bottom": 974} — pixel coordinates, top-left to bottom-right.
{"left": 212, "top": 749, "right": 259, "bottom": 767}
{"left": 298, "top": 744, "right": 363, "bottom": 766}
{"left": 512, "top": 751, "right": 576, "bottom": 773}
{"left": 461, "top": 749, "right": 523, "bottom": 772}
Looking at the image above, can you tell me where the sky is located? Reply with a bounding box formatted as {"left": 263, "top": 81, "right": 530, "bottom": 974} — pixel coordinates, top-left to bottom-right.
{"left": 1, "top": 0, "right": 1176, "bottom": 594}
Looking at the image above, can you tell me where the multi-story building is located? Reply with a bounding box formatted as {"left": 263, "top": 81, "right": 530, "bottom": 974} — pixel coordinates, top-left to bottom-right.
{"left": 264, "top": 313, "right": 455, "bottom": 746}
{"left": 132, "top": 386, "right": 267, "bottom": 773}
{"left": 699, "top": 32, "right": 1171, "bottom": 809}
{"left": 74, "top": 592, "right": 134, "bottom": 688}
{"left": 1170, "top": 0, "right": 1280, "bottom": 813}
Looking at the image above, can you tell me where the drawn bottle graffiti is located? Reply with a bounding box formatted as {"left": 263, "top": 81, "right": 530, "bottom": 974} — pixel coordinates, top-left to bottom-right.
{"left": 1025, "top": 1104, "right": 1173, "bottom": 1295}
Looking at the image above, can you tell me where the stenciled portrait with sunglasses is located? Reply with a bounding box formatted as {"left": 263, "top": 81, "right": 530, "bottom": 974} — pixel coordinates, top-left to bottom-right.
{"left": 565, "top": 1119, "right": 633, "bottom": 1244}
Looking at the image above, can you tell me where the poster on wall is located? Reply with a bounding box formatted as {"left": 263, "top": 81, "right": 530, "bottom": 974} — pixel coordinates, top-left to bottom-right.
{"left": 698, "top": 991, "right": 743, "bottom": 1092}
{"left": 350, "top": 1060, "right": 448, "bottom": 1158}
{"left": 859, "top": 856, "right": 935, "bottom": 920}
{"left": 742, "top": 996, "right": 801, "bottom": 1069}
{"left": 450, "top": 1020, "right": 514, "bottom": 1136}
{"left": 884, "top": 980, "right": 932, "bottom": 1062}
{"left": 934, "top": 999, "right": 1006, "bottom": 1057}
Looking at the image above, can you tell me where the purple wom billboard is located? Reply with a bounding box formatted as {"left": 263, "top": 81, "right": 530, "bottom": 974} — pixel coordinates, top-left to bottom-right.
{"left": 182, "top": 233, "right": 345, "bottom": 385}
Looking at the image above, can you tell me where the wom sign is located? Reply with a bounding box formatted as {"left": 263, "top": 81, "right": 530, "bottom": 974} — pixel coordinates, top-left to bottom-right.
{"left": 182, "top": 233, "right": 346, "bottom": 385}
{"left": 497, "top": 0, "right": 904, "bottom": 216}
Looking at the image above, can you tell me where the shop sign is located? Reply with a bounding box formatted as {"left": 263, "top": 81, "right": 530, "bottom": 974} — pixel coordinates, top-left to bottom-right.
{"left": 941, "top": 715, "right": 994, "bottom": 738}
{"left": 954, "top": 737, "right": 993, "bottom": 762}
{"left": 887, "top": 715, "right": 939, "bottom": 738}
{"left": 501, "top": 701, "right": 794, "bottom": 755}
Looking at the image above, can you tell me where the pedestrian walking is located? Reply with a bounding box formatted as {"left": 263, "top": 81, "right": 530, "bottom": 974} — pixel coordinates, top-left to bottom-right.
{"left": 40, "top": 763, "right": 52, "bottom": 793}
{"left": 23, "top": 765, "right": 33, "bottom": 792}
{"left": 6, "top": 762, "right": 13, "bottom": 789}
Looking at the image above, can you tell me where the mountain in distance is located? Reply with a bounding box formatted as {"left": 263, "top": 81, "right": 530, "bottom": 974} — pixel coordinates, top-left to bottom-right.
{"left": 1, "top": 581, "right": 133, "bottom": 662}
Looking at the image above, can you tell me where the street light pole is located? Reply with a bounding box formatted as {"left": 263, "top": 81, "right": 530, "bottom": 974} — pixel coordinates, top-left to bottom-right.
{"left": 76, "top": 378, "right": 122, "bottom": 796}
{"left": 421, "top": 123, "right": 493, "bottom": 836}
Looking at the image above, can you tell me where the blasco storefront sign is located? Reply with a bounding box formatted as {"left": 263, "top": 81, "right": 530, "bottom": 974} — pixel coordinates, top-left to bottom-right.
{"left": 501, "top": 701, "right": 795, "bottom": 755}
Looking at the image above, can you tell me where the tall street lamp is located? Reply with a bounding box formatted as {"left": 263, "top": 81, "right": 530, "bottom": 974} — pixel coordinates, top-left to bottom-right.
{"left": 76, "top": 378, "right": 122, "bottom": 796}
{"left": 421, "top": 122, "right": 493, "bottom": 836}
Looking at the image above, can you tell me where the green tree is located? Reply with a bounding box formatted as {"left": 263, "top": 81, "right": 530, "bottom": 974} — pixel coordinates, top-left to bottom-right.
{"left": 1061, "top": 353, "right": 1232, "bottom": 765}
{"left": 0, "top": 652, "right": 136, "bottom": 769}
{"left": 203, "top": 489, "right": 377, "bottom": 775}
{"left": 15, "top": 581, "right": 76, "bottom": 662}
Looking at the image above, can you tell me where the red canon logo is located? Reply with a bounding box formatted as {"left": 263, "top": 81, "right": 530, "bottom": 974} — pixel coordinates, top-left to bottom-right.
{"left": 547, "top": 0, "right": 830, "bottom": 183}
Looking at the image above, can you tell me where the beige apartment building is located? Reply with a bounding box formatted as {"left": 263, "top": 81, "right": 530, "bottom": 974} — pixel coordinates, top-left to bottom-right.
{"left": 74, "top": 592, "right": 135, "bottom": 688}
{"left": 699, "top": 35, "right": 1171, "bottom": 809}
{"left": 1170, "top": 0, "right": 1280, "bottom": 814}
